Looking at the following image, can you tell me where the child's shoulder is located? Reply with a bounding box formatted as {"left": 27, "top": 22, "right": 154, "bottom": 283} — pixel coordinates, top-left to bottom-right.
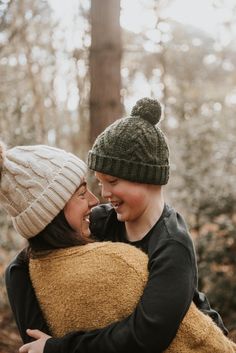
{"left": 150, "top": 204, "right": 195, "bottom": 253}
{"left": 164, "top": 206, "right": 191, "bottom": 239}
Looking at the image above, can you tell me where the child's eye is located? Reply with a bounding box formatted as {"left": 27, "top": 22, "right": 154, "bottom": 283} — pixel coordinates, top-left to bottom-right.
{"left": 109, "top": 179, "right": 117, "bottom": 185}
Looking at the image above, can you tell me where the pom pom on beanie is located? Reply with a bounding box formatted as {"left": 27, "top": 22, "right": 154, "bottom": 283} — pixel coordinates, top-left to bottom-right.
{"left": 131, "top": 97, "right": 162, "bottom": 125}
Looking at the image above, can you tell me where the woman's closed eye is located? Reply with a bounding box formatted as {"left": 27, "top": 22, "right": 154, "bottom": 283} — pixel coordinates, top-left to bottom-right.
{"left": 76, "top": 182, "right": 87, "bottom": 198}
{"left": 78, "top": 189, "right": 86, "bottom": 197}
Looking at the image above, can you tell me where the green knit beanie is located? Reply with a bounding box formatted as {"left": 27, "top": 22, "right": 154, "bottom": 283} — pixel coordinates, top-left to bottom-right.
{"left": 88, "top": 97, "right": 169, "bottom": 185}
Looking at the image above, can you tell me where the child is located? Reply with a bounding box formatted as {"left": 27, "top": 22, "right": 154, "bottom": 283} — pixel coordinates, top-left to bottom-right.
{"left": 5, "top": 98, "right": 228, "bottom": 353}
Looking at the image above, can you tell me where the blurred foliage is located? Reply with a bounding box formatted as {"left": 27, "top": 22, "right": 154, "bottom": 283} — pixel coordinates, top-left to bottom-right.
{"left": 0, "top": 0, "right": 90, "bottom": 158}
{"left": 0, "top": 307, "right": 22, "bottom": 352}
{"left": 121, "top": 4, "right": 236, "bottom": 223}
{"left": 195, "top": 213, "right": 236, "bottom": 328}
{"left": 0, "top": 214, "right": 25, "bottom": 309}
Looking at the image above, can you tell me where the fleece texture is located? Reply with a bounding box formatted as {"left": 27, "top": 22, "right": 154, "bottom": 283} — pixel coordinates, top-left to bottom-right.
{"left": 30, "top": 242, "right": 236, "bottom": 352}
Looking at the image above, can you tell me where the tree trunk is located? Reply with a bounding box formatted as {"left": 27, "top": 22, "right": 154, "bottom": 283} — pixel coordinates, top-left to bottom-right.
{"left": 89, "top": 0, "right": 122, "bottom": 145}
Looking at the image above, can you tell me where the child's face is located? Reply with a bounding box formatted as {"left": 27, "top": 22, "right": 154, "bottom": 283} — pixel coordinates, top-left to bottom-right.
{"left": 64, "top": 181, "right": 99, "bottom": 237}
{"left": 95, "top": 172, "right": 153, "bottom": 223}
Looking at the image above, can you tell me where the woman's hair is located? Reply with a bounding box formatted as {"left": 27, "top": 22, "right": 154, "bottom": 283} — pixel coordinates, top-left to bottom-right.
{"left": 28, "top": 210, "right": 93, "bottom": 254}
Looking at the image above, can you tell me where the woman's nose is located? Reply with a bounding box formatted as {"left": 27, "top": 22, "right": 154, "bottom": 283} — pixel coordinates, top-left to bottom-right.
{"left": 88, "top": 191, "right": 99, "bottom": 207}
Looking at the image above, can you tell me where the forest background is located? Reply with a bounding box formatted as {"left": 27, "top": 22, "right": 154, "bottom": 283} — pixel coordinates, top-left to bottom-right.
{"left": 0, "top": 0, "right": 236, "bottom": 351}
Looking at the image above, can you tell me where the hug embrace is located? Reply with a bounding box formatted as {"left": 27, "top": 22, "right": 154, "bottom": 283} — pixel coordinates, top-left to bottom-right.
{"left": 1, "top": 98, "right": 235, "bottom": 353}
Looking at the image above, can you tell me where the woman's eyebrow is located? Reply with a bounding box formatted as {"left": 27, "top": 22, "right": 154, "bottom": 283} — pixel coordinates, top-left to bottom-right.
{"left": 75, "top": 181, "right": 87, "bottom": 193}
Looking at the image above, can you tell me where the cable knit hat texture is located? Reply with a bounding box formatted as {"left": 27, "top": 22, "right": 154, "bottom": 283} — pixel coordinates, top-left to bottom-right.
{"left": 0, "top": 142, "right": 86, "bottom": 239}
{"left": 88, "top": 97, "right": 170, "bottom": 185}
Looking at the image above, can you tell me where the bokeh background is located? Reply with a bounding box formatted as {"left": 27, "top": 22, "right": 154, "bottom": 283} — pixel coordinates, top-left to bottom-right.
{"left": 0, "top": 0, "right": 236, "bottom": 351}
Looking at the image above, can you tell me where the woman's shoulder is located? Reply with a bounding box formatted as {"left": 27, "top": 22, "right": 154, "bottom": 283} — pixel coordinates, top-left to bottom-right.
{"left": 29, "top": 241, "right": 148, "bottom": 269}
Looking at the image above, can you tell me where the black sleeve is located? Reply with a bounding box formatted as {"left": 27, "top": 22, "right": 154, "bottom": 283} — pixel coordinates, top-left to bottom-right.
{"left": 5, "top": 249, "right": 51, "bottom": 343}
{"left": 44, "top": 240, "right": 195, "bottom": 353}
{"left": 193, "top": 290, "right": 228, "bottom": 335}
{"left": 89, "top": 204, "right": 117, "bottom": 241}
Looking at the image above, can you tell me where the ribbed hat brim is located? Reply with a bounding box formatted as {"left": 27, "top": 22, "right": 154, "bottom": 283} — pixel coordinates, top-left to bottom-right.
{"left": 88, "top": 151, "right": 169, "bottom": 185}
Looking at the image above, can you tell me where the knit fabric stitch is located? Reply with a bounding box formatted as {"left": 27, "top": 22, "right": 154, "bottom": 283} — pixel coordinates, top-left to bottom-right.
{"left": 0, "top": 143, "right": 86, "bottom": 239}
{"left": 88, "top": 98, "right": 170, "bottom": 185}
{"left": 30, "top": 242, "right": 236, "bottom": 352}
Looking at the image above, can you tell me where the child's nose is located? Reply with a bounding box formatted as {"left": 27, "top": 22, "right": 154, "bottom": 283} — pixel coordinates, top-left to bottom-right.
{"left": 101, "top": 186, "right": 112, "bottom": 199}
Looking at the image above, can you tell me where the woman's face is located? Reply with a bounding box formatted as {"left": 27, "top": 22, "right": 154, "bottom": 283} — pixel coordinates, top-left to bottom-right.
{"left": 64, "top": 181, "right": 99, "bottom": 237}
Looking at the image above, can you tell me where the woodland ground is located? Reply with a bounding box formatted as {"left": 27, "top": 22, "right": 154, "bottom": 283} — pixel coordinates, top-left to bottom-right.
{"left": 0, "top": 307, "right": 21, "bottom": 353}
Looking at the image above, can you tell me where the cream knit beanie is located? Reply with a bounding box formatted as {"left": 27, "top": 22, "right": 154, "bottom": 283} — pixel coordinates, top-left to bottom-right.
{"left": 0, "top": 141, "right": 87, "bottom": 239}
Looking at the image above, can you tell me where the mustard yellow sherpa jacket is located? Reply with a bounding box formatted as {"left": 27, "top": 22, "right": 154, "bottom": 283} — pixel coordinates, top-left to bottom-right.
{"left": 29, "top": 242, "right": 236, "bottom": 353}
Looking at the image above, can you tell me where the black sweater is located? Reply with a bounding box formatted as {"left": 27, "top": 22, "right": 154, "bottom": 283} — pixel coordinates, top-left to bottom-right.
{"left": 5, "top": 203, "right": 228, "bottom": 353}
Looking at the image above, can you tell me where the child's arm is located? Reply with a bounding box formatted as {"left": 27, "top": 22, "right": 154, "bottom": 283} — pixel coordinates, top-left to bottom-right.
{"left": 43, "top": 239, "right": 194, "bottom": 353}
{"left": 193, "top": 290, "right": 228, "bottom": 335}
{"left": 7, "top": 239, "right": 192, "bottom": 353}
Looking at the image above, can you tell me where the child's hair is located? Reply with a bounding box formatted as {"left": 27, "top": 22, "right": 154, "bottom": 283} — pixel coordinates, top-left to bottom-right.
{"left": 28, "top": 210, "right": 93, "bottom": 254}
